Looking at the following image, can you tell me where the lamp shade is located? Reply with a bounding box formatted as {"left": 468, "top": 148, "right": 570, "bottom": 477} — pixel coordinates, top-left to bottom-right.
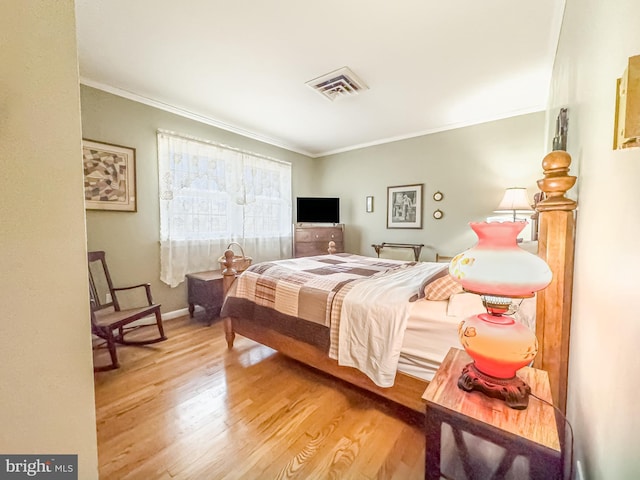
{"left": 495, "top": 187, "right": 533, "bottom": 212}
{"left": 449, "top": 221, "right": 552, "bottom": 297}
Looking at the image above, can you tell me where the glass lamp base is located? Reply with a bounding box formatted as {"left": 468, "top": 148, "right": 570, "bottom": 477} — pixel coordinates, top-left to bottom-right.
{"left": 457, "top": 362, "right": 531, "bottom": 410}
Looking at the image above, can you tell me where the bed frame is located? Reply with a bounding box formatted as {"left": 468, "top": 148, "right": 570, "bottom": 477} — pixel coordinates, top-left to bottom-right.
{"left": 221, "top": 150, "right": 576, "bottom": 414}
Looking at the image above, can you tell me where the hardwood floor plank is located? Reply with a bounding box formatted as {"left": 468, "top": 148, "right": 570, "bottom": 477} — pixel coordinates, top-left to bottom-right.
{"left": 94, "top": 316, "right": 425, "bottom": 479}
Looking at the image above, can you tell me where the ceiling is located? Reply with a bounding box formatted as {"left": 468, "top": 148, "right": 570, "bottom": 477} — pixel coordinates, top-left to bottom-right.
{"left": 75, "top": 1, "right": 565, "bottom": 158}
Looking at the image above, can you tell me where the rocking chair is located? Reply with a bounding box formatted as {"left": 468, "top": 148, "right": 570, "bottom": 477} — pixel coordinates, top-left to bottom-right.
{"left": 88, "top": 251, "right": 167, "bottom": 371}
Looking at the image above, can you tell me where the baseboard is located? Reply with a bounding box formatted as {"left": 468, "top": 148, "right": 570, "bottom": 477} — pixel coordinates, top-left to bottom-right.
{"left": 163, "top": 308, "right": 190, "bottom": 321}
{"left": 101, "top": 307, "right": 191, "bottom": 331}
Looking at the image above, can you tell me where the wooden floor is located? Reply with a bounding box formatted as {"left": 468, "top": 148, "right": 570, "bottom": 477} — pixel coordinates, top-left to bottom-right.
{"left": 93, "top": 315, "right": 426, "bottom": 479}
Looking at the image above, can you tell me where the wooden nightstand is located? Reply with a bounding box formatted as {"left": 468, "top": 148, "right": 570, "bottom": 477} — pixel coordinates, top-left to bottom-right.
{"left": 422, "top": 348, "right": 562, "bottom": 480}
{"left": 186, "top": 270, "right": 224, "bottom": 325}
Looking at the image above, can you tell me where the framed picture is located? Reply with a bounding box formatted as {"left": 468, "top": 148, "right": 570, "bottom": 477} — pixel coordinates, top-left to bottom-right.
{"left": 387, "top": 184, "right": 423, "bottom": 229}
{"left": 82, "top": 139, "right": 137, "bottom": 212}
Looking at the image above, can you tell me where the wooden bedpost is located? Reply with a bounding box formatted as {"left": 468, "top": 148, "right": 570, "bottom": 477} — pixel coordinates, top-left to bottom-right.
{"left": 534, "top": 150, "right": 577, "bottom": 413}
{"left": 222, "top": 249, "right": 237, "bottom": 349}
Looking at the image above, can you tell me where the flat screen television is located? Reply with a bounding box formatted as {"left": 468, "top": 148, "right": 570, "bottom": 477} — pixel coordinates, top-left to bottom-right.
{"left": 296, "top": 197, "right": 340, "bottom": 223}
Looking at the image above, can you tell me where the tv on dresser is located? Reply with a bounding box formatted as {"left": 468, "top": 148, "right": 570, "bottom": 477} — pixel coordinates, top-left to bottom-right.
{"left": 296, "top": 197, "right": 340, "bottom": 224}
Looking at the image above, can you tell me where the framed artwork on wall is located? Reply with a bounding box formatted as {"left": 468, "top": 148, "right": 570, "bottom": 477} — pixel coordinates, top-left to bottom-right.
{"left": 82, "top": 139, "right": 137, "bottom": 212}
{"left": 387, "top": 184, "right": 423, "bottom": 229}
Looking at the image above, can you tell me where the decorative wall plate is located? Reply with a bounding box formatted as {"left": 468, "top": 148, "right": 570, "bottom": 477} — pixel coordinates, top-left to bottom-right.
{"left": 433, "top": 191, "right": 444, "bottom": 201}
{"left": 433, "top": 209, "right": 444, "bottom": 219}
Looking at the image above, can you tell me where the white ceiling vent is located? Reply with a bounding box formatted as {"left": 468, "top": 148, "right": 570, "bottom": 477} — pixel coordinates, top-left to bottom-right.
{"left": 306, "top": 67, "right": 369, "bottom": 101}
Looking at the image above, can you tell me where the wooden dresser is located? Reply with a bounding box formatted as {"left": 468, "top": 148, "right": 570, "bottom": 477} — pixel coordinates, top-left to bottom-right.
{"left": 293, "top": 224, "right": 344, "bottom": 257}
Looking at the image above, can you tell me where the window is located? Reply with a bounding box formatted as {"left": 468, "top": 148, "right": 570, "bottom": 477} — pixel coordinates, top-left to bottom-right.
{"left": 157, "top": 130, "right": 292, "bottom": 287}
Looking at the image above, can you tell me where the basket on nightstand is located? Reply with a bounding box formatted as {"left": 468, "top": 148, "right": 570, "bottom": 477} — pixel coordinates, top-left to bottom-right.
{"left": 218, "top": 242, "right": 253, "bottom": 273}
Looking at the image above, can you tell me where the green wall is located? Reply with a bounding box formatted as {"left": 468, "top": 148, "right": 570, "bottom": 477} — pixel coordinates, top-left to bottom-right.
{"left": 81, "top": 85, "right": 545, "bottom": 315}
{"left": 316, "top": 112, "right": 546, "bottom": 259}
{"left": 81, "top": 86, "right": 315, "bottom": 314}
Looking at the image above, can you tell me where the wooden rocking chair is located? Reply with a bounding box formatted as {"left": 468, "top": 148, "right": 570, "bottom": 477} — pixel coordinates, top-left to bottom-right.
{"left": 88, "top": 251, "right": 167, "bottom": 371}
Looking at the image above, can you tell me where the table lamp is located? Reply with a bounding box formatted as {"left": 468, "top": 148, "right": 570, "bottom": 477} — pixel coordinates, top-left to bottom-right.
{"left": 495, "top": 187, "right": 533, "bottom": 222}
{"left": 449, "top": 220, "right": 552, "bottom": 409}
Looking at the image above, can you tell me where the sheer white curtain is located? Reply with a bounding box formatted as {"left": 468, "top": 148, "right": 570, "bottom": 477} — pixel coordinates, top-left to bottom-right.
{"left": 157, "top": 130, "right": 292, "bottom": 287}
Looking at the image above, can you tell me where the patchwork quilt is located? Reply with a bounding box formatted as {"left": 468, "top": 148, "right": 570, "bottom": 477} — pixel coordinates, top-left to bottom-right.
{"left": 222, "top": 253, "right": 448, "bottom": 386}
{"left": 230, "top": 253, "right": 411, "bottom": 327}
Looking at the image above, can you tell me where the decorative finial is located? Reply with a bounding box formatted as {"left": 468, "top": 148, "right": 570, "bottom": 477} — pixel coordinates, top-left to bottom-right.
{"left": 536, "top": 151, "right": 577, "bottom": 212}
{"left": 222, "top": 249, "right": 237, "bottom": 275}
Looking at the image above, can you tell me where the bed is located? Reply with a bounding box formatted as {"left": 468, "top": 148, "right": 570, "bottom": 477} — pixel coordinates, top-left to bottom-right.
{"left": 220, "top": 150, "right": 577, "bottom": 414}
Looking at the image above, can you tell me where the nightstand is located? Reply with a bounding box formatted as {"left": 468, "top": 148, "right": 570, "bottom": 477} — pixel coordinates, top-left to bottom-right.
{"left": 422, "top": 348, "right": 562, "bottom": 480}
{"left": 186, "top": 270, "right": 224, "bottom": 325}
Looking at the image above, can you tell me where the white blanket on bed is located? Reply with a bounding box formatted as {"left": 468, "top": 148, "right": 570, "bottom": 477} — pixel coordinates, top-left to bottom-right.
{"left": 337, "top": 262, "right": 447, "bottom": 387}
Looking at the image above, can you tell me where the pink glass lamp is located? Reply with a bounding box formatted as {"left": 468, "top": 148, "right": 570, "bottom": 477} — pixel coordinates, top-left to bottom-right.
{"left": 449, "top": 221, "right": 552, "bottom": 409}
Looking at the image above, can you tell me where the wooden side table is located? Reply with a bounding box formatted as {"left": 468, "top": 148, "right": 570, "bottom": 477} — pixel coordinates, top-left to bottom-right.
{"left": 186, "top": 270, "right": 224, "bottom": 325}
{"left": 422, "top": 348, "right": 562, "bottom": 480}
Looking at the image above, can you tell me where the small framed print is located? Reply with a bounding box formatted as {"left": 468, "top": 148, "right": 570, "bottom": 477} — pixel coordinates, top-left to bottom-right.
{"left": 83, "top": 139, "right": 136, "bottom": 212}
{"left": 387, "top": 184, "right": 423, "bottom": 229}
{"left": 366, "top": 196, "right": 374, "bottom": 213}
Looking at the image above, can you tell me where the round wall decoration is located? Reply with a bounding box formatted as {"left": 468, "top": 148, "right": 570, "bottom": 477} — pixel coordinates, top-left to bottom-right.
{"left": 433, "top": 191, "right": 444, "bottom": 201}
{"left": 433, "top": 209, "right": 444, "bottom": 220}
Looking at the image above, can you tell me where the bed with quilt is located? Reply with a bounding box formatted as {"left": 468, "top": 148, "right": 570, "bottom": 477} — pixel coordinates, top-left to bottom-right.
{"left": 220, "top": 151, "right": 577, "bottom": 414}
{"left": 220, "top": 252, "right": 534, "bottom": 412}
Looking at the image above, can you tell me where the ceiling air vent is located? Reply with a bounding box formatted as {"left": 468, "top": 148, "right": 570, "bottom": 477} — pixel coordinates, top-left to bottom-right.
{"left": 306, "top": 67, "right": 369, "bottom": 101}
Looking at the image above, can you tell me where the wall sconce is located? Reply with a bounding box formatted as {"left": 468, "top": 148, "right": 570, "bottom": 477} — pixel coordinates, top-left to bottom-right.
{"left": 366, "top": 196, "right": 374, "bottom": 213}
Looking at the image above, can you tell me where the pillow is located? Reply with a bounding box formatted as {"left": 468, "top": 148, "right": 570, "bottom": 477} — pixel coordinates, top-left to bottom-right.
{"left": 446, "top": 292, "right": 485, "bottom": 317}
{"left": 423, "top": 274, "right": 463, "bottom": 301}
{"left": 519, "top": 241, "right": 539, "bottom": 254}
{"left": 416, "top": 266, "right": 449, "bottom": 300}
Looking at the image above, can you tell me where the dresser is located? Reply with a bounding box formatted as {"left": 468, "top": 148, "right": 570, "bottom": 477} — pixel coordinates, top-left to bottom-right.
{"left": 293, "top": 224, "right": 344, "bottom": 257}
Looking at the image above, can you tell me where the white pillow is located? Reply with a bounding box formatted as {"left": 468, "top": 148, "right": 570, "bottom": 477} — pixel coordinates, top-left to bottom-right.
{"left": 519, "top": 241, "right": 538, "bottom": 254}
{"left": 446, "top": 292, "right": 485, "bottom": 317}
